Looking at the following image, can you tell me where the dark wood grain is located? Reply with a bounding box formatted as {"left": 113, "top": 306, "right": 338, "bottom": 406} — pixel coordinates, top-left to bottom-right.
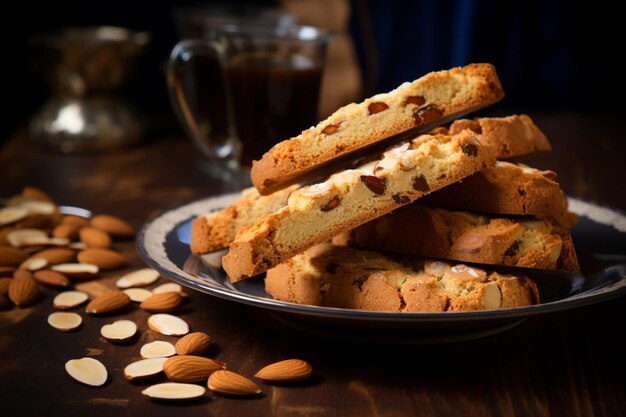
{"left": 1, "top": 113, "right": 625, "bottom": 417}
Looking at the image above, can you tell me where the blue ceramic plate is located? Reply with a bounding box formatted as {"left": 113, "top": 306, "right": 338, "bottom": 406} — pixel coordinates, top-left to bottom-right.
{"left": 136, "top": 193, "right": 626, "bottom": 344}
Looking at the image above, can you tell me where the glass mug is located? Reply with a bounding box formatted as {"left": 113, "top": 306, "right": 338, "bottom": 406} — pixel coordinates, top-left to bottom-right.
{"left": 167, "top": 24, "right": 333, "bottom": 173}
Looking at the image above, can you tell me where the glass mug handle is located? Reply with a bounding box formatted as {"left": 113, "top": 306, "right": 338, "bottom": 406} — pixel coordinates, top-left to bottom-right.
{"left": 166, "top": 40, "right": 237, "bottom": 167}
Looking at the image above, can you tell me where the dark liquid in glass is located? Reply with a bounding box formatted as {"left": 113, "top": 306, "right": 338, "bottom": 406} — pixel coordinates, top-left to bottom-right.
{"left": 226, "top": 54, "right": 322, "bottom": 166}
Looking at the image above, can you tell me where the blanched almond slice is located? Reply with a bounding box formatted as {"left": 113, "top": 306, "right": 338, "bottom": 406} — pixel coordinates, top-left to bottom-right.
{"left": 18, "top": 199, "right": 56, "bottom": 215}
{"left": 100, "top": 319, "right": 137, "bottom": 342}
{"left": 52, "top": 263, "right": 99, "bottom": 279}
{"left": 140, "top": 341, "right": 177, "bottom": 358}
{"left": 124, "top": 357, "right": 168, "bottom": 380}
{"left": 48, "top": 312, "right": 83, "bottom": 331}
{"left": 141, "top": 382, "right": 205, "bottom": 401}
{"left": 116, "top": 268, "right": 160, "bottom": 288}
{"left": 6, "top": 228, "right": 48, "bottom": 248}
{"left": 65, "top": 357, "right": 108, "bottom": 387}
{"left": 53, "top": 291, "right": 89, "bottom": 310}
{"left": 123, "top": 288, "right": 153, "bottom": 303}
{"left": 147, "top": 314, "right": 189, "bottom": 336}
{"left": 0, "top": 206, "right": 28, "bottom": 226}
{"left": 152, "top": 282, "right": 185, "bottom": 296}
{"left": 68, "top": 242, "right": 87, "bottom": 250}
{"left": 19, "top": 257, "right": 48, "bottom": 271}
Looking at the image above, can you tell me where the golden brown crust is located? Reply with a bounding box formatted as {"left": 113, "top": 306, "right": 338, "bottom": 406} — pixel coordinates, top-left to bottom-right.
{"left": 264, "top": 244, "right": 539, "bottom": 312}
{"left": 223, "top": 130, "right": 497, "bottom": 282}
{"left": 421, "top": 161, "right": 574, "bottom": 228}
{"left": 334, "top": 204, "right": 579, "bottom": 271}
{"left": 251, "top": 63, "right": 504, "bottom": 194}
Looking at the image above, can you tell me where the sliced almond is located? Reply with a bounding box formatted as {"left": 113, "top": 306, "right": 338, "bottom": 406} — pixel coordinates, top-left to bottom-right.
{"left": 77, "top": 248, "right": 127, "bottom": 270}
{"left": 65, "top": 357, "right": 108, "bottom": 387}
{"left": 19, "top": 257, "right": 48, "bottom": 271}
{"left": 153, "top": 282, "right": 186, "bottom": 296}
{"left": 8, "top": 272, "right": 39, "bottom": 307}
{"left": 0, "top": 206, "right": 28, "bottom": 226}
{"left": 52, "top": 263, "right": 99, "bottom": 279}
{"left": 48, "top": 311, "right": 83, "bottom": 331}
{"left": 116, "top": 268, "right": 160, "bottom": 288}
{"left": 254, "top": 359, "right": 313, "bottom": 383}
{"left": 85, "top": 290, "right": 131, "bottom": 314}
{"left": 90, "top": 214, "right": 135, "bottom": 238}
{"left": 163, "top": 355, "right": 225, "bottom": 383}
{"left": 100, "top": 319, "right": 137, "bottom": 342}
{"left": 54, "top": 291, "right": 89, "bottom": 310}
{"left": 140, "top": 292, "right": 182, "bottom": 313}
{"left": 140, "top": 341, "right": 177, "bottom": 359}
{"left": 123, "top": 287, "right": 153, "bottom": 302}
{"left": 6, "top": 229, "right": 48, "bottom": 248}
{"left": 30, "top": 247, "right": 76, "bottom": 265}
{"left": 79, "top": 227, "right": 112, "bottom": 249}
{"left": 124, "top": 357, "right": 168, "bottom": 380}
{"left": 33, "top": 270, "right": 71, "bottom": 287}
{"left": 68, "top": 242, "right": 87, "bottom": 251}
{"left": 175, "top": 332, "right": 212, "bottom": 356}
{"left": 18, "top": 199, "right": 57, "bottom": 215}
{"left": 208, "top": 370, "right": 261, "bottom": 396}
{"left": 147, "top": 313, "right": 189, "bottom": 336}
{"left": 141, "top": 382, "right": 205, "bottom": 401}
{"left": 0, "top": 246, "right": 29, "bottom": 267}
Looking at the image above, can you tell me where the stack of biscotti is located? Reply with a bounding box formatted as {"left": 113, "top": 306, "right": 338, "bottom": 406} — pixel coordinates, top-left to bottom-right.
{"left": 190, "top": 63, "right": 577, "bottom": 312}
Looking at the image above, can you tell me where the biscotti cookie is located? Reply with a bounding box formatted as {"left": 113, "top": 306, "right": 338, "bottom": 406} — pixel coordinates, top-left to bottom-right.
{"left": 333, "top": 203, "right": 579, "bottom": 271}
{"left": 431, "top": 114, "right": 551, "bottom": 158}
{"left": 190, "top": 185, "right": 299, "bottom": 254}
{"left": 421, "top": 161, "right": 575, "bottom": 228}
{"left": 251, "top": 63, "right": 504, "bottom": 194}
{"left": 223, "top": 129, "right": 496, "bottom": 282}
{"left": 265, "top": 243, "right": 539, "bottom": 312}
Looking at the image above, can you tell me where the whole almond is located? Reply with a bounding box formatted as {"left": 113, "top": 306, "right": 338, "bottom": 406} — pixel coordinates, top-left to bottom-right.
{"left": 61, "top": 215, "right": 90, "bottom": 228}
{"left": 8, "top": 272, "right": 39, "bottom": 307}
{"left": 52, "top": 223, "right": 80, "bottom": 240}
{"left": 0, "top": 246, "right": 29, "bottom": 267}
{"left": 77, "top": 248, "right": 127, "bottom": 270}
{"left": 30, "top": 247, "right": 76, "bottom": 265}
{"left": 79, "top": 227, "right": 112, "bottom": 249}
{"left": 254, "top": 359, "right": 313, "bottom": 383}
{"left": 140, "top": 292, "right": 183, "bottom": 313}
{"left": 163, "top": 355, "right": 225, "bottom": 383}
{"left": 208, "top": 370, "right": 261, "bottom": 396}
{"left": 17, "top": 214, "right": 55, "bottom": 229}
{"left": 33, "top": 270, "right": 70, "bottom": 287}
{"left": 22, "top": 186, "right": 55, "bottom": 203}
{"left": 85, "top": 290, "right": 130, "bottom": 314}
{"left": 90, "top": 215, "right": 135, "bottom": 238}
{"left": 175, "top": 332, "right": 212, "bottom": 356}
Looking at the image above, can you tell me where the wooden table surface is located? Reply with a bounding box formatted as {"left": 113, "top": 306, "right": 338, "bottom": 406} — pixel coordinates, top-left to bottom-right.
{"left": 1, "top": 112, "right": 625, "bottom": 417}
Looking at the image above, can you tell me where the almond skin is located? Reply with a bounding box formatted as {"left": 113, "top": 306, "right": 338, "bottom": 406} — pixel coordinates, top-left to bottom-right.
{"left": 85, "top": 290, "right": 130, "bottom": 314}
{"left": 52, "top": 223, "right": 81, "bottom": 240}
{"left": 30, "top": 247, "right": 76, "bottom": 265}
{"left": 79, "top": 227, "right": 112, "bottom": 249}
{"left": 175, "top": 332, "right": 212, "bottom": 356}
{"left": 208, "top": 370, "right": 261, "bottom": 396}
{"left": 77, "top": 248, "right": 127, "bottom": 270}
{"left": 140, "top": 292, "right": 183, "bottom": 313}
{"left": 8, "top": 271, "right": 39, "bottom": 307}
{"left": 163, "top": 355, "right": 225, "bottom": 383}
{"left": 254, "top": 359, "right": 313, "bottom": 383}
{"left": 0, "top": 246, "right": 29, "bottom": 267}
{"left": 90, "top": 215, "right": 135, "bottom": 238}
{"left": 33, "top": 270, "right": 71, "bottom": 287}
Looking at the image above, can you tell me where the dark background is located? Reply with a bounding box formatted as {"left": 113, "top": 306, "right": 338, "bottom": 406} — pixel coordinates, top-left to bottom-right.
{"left": 4, "top": 0, "right": 624, "bottom": 141}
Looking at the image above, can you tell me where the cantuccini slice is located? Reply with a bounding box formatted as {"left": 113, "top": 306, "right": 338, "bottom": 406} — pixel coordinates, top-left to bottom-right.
{"left": 192, "top": 115, "right": 549, "bottom": 254}
{"left": 421, "top": 161, "right": 575, "bottom": 228}
{"left": 222, "top": 129, "right": 496, "bottom": 282}
{"left": 190, "top": 185, "right": 299, "bottom": 254}
{"left": 334, "top": 203, "right": 579, "bottom": 271}
{"left": 251, "top": 63, "right": 504, "bottom": 194}
{"left": 265, "top": 243, "right": 539, "bottom": 312}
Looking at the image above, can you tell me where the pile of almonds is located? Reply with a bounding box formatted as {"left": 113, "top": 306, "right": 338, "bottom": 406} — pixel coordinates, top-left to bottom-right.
{"left": 1, "top": 186, "right": 313, "bottom": 402}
